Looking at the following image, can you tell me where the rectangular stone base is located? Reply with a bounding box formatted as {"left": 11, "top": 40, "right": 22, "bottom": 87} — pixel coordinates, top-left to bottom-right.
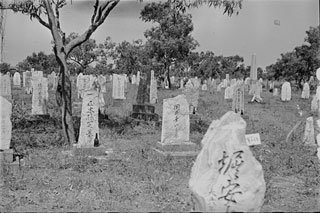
{"left": 72, "top": 146, "right": 111, "bottom": 157}
{"left": 153, "top": 141, "right": 200, "bottom": 157}
{"left": 0, "top": 150, "right": 24, "bottom": 187}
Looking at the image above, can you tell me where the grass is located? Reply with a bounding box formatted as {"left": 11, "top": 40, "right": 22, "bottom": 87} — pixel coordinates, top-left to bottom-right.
{"left": 1, "top": 84, "right": 320, "bottom": 211}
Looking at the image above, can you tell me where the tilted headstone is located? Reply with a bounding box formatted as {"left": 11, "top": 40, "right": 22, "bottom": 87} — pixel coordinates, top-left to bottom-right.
{"left": 0, "top": 96, "right": 12, "bottom": 150}
{"left": 189, "top": 111, "right": 266, "bottom": 212}
{"left": 112, "top": 74, "right": 126, "bottom": 99}
{"left": 303, "top": 116, "right": 316, "bottom": 146}
{"left": 13, "top": 72, "right": 21, "bottom": 87}
{"left": 149, "top": 70, "right": 158, "bottom": 104}
{"left": 0, "top": 74, "right": 12, "bottom": 101}
{"left": 281, "top": 82, "right": 291, "bottom": 101}
{"left": 232, "top": 84, "right": 244, "bottom": 114}
{"left": 160, "top": 94, "right": 190, "bottom": 145}
{"left": 77, "top": 90, "right": 99, "bottom": 148}
{"left": 301, "top": 82, "right": 310, "bottom": 99}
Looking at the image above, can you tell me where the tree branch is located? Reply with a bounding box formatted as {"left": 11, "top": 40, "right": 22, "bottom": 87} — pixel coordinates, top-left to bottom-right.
{"left": 65, "top": 0, "right": 119, "bottom": 56}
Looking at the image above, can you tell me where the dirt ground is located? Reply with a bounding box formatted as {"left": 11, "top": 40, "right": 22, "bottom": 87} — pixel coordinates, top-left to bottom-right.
{"left": 1, "top": 85, "right": 320, "bottom": 212}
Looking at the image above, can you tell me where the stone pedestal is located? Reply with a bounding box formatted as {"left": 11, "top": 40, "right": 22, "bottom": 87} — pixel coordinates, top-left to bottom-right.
{"left": 130, "top": 104, "right": 159, "bottom": 122}
{"left": 0, "top": 149, "right": 23, "bottom": 187}
{"left": 72, "top": 145, "right": 112, "bottom": 157}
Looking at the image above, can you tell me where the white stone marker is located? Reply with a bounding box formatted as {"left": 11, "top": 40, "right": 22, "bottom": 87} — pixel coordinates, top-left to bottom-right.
{"left": 0, "top": 96, "right": 12, "bottom": 150}
{"left": 150, "top": 70, "right": 158, "bottom": 104}
{"left": 13, "top": 72, "right": 21, "bottom": 87}
{"left": 311, "top": 95, "right": 318, "bottom": 112}
{"left": 224, "top": 86, "right": 233, "bottom": 100}
{"left": 112, "top": 74, "right": 126, "bottom": 99}
{"left": 160, "top": 94, "right": 190, "bottom": 145}
{"left": 0, "top": 74, "right": 11, "bottom": 100}
{"left": 132, "top": 75, "right": 137, "bottom": 85}
{"left": 301, "top": 82, "right": 310, "bottom": 99}
{"left": 189, "top": 111, "right": 265, "bottom": 212}
{"left": 77, "top": 90, "right": 99, "bottom": 148}
{"left": 281, "top": 82, "right": 291, "bottom": 101}
{"left": 232, "top": 84, "right": 244, "bottom": 114}
{"left": 273, "top": 88, "right": 279, "bottom": 96}
{"left": 303, "top": 117, "right": 316, "bottom": 146}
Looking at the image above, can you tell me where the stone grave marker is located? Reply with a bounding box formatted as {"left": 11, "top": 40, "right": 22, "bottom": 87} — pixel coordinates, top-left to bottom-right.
{"left": 303, "top": 116, "right": 315, "bottom": 146}
{"left": 112, "top": 74, "right": 126, "bottom": 99}
{"left": 183, "top": 80, "right": 199, "bottom": 114}
{"left": 13, "top": 72, "right": 21, "bottom": 87}
{"left": 224, "top": 86, "right": 233, "bottom": 100}
{"left": 301, "top": 82, "right": 310, "bottom": 99}
{"left": 150, "top": 70, "right": 158, "bottom": 104}
{"left": 281, "top": 82, "right": 291, "bottom": 101}
{"left": 0, "top": 73, "right": 12, "bottom": 101}
{"left": 250, "top": 53, "right": 257, "bottom": 80}
{"left": 180, "top": 78, "right": 184, "bottom": 89}
{"left": 137, "top": 71, "right": 140, "bottom": 85}
{"left": 24, "top": 71, "right": 32, "bottom": 94}
{"left": 31, "top": 76, "right": 47, "bottom": 115}
{"left": 132, "top": 74, "right": 137, "bottom": 85}
{"left": 77, "top": 90, "right": 99, "bottom": 148}
{"left": 273, "top": 88, "right": 279, "bottom": 96}
{"left": 189, "top": 111, "right": 266, "bottom": 212}
{"left": 250, "top": 81, "right": 263, "bottom": 102}
{"left": 0, "top": 96, "right": 12, "bottom": 150}
{"left": 232, "top": 84, "right": 244, "bottom": 114}
{"left": 245, "top": 133, "right": 261, "bottom": 146}
{"left": 76, "top": 73, "right": 84, "bottom": 98}
{"left": 311, "top": 95, "right": 318, "bottom": 112}
{"left": 201, "top": 81, "right": 208, "bottom": 91}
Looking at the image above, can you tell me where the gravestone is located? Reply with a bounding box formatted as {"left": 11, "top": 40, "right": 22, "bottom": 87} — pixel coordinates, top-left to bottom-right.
{"left": 98, "top": 75, "right": 107, "bottom": 93}
{"left": 189, "top": 111, "right": 266, "bottom": 212}
{"left": 201, "top": 83, "right": 208, "bottom": 91}
{"left": 281, "top": 82, "right": 291, "bottom": 101}
{"left": 149, "top": 70, "right": 158, "bottom": 104}
{"left": 24, "top": 71, "right": 32, "bottom": 94}
{"left": 180, "top": 78, "right": 184, "bottom": 89}
{"left": 183, "top": 80, "right": 199, "bottom": 114}
{"left": 13, "top": 72, "right": 21, "bottom": 87}
{"left": 0, "top": 73, "right": 12, "bottom": 101}
{"left": 77, "top": 90, "right": 99, "bottom": 148}
{"left": 154, "top": 94, "right": 198, "bottom": 156}
{"left": 112, "top": 74, "right": 126, "bottom": 99}
{"left": 224, "top": 86, "right": 233, "bottom": 100}
{"left": 250, "top": 81, "right": 263, "bottom": 102}
{"left": 132, "top": 74, "right": 137, "bottom": 85}
{"left": 273, "top": 88, "right": 279, "bottom": 96}
{"left": 303, "top": 117, "right": 316, "bottom": 146}
{"left": 31, "top": 77, "right": 47, "bottom": 115}
{"left": 250, "top": 53, "right": 257, "bottom": 80}
{"left": 301, "top": 82, "right": 310, "bottom": 99}
{"left": 0, "top": 96, "right": 12, "bottom": 150}
{"left": 311, "top": 95, "right": 318, "bottom": 112}
{"left": 76, "top": 73, "right": 84, "bottom": 98}
{"left": 232, "top": 84, "right": 244, "bottom": 114}
{"left": 137, "top": 71, "right": 141, "bottom": 85}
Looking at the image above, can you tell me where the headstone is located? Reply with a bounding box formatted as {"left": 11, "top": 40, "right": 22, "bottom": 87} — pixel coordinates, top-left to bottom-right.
{"left": 250, "top": 81, "right": 263, "bottom": 102}
{"left": 273, "top": 88, "right": 279, "bottom": 96}
{"left": 232, "top": 84, "right": 244, "bottom": 114}
{"left": 137, "top": 71, "right": 141, "bottom": 85}
{"left": 112, "top": 74, "right": 126, "bottom": 99}
{"left": 31, "top": 76, "right": 47, "bottom": 115}
{"left": 201, "top": 83, "right": 208, "bottom": 91}
{"left": 180, "top": 78, "right": 184, "bottom": 89}
{"left": 0, "top": 96, "right": 12, "bottom": 150}
{"left": 311, "top": 95, "right": 318, "bottom": 112}
{"left": 189, "top": 111, "right": 266, "bottom": 212}
{"left": 301, "top": 82, "right": 310, "bottom": 99}
{"left": 160, "top": 94, "right": 190, "bottom": 145}
{"left": 77, "top": 90, "right": 99, "bottom": 148}
{"left": 13, "top": 72, "right": 21, "bottom": 87}
{"left": 0, "top": 74, "right": 12, "bottom": 100}
{"left": 183, "top": 80, "right": 199, "bottom": 114}
{"left": 42, "top": 77, "right": 49, "bottom": 101}
{"left": 149, "top": 70, "right": 158, "bottom": 104}
{"left": 281, "top": 82, "right": 291, "bottom": 101}
{"left": 98, "top": 75, "right": 107, "bottom": 93}
{"left": 250, "top": 54, "right": 257, "bottom": 80}
{"left": 24, "top": 71, "right": 32, "bottom": 94}
{"left": 224, "top": 86, "right": 233, "bottom": 100}
{"left": 303, "top": 117, "right": 316, "bottom": 146}
{"left": 316, "top": 67, "right": 320, "bottom": 81}
{"left": 132, "top": 75, "right": 137, "bottom": 85}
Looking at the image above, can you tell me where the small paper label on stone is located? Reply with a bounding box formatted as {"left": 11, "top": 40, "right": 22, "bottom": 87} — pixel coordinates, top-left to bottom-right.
{"left": 245, "top": 133, "right": 261, "bottom": 146}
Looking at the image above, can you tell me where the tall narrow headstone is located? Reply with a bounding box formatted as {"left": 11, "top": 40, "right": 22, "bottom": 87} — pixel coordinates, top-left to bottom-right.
{"left": 160, "top": 94, "right": 190, "bottom": 145}
{"left": 136, "top": 71, "right": 141, "bottom": 85}
{"left": 232, "top": 84, "right": 245, "bottom": 114}
{"left": 301, "top": 82, "right": 310, "bottom": 99}
{"left": 112, "top": 74, "right": 126, "bottom": 99}
{"left": 149, "top": 70, "right": 158, "bottom": 104}
{"left": 189, "top": 111, "right": 266, "bottom": 212}
{"left": 303, "top": 117, "right": 315, "bottom": 146}
{"left": 281, "top": 82, "right": 291, "bottom": 101}
{"left": 250, "top": 54, "right": 257, "bottom": 80}
{"left": 183, "top": 80, "right": 199, "bottom": 114}
{"left": 0, "top": 96, "right": 12, "bottom": 150}
{"left": 77, "top": 90, "right": 99, "bottom": 147}
{"left": 24, "top": 71, "right": 32, "bottom": 94}
{"left": 31, "top": 77, "right": 47, "bottom": 115}
{"left": 0, "top": 73, "right": 11, "bottom": 101}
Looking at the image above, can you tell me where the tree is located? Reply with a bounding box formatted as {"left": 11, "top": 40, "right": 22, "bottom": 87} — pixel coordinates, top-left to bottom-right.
{"left": 0, "top": 62, "right": 10, "bottom": 74}
{"left": 66, "top": 32, "right": 98, "bottom": 72}
{"left": 0, "top": 0, "right": 120, "bottom": 145}
{"left": 17, "top": 51, "right": 59, "bottom": 74}
{"left": 141, "top": 1, "right": 199, "bottom": 88}
{"left": 1, "top": 0, "right": 242, "bottom": 145}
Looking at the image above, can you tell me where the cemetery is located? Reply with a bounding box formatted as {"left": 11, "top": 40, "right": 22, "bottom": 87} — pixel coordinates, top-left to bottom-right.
{"left": 0, "top": 0, "right": 319, "bottom": 212}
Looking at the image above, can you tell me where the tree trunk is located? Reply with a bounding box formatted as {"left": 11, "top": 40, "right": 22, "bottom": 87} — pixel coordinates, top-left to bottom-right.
{"left": 166, "top": 65, "right": 171, "bottom": 89}
{"left": 56, "top": 52, "right": 76, "bottom": 146}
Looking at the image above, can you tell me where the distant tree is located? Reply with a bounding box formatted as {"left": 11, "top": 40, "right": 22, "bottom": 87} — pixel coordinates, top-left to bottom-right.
{"left": 17, "top": 51, "right": 59, "bottom": 74}
{"left": 0, "top": 62, "right": 10, "bottom": 74}
{"left": 66, "top": 32, "right": 98, "bottom": 72}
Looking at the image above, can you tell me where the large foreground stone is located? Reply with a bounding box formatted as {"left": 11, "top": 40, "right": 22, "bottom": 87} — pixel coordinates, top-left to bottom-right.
{"left": 189, "top": 111, "right": 266, "bottom": 212}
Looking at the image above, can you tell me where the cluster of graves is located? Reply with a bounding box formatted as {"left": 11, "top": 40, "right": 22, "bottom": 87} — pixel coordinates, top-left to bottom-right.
{"left": 1, "top": 63, "right": 320, "bottom": 211}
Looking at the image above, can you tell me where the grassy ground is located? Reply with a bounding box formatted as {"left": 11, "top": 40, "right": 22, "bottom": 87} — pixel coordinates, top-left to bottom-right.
{"left": 1, "top": 84, "right": 320, "bottom": 211}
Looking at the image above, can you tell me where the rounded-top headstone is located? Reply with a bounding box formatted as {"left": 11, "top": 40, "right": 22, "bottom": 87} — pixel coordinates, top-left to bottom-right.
{"left": 316, "top": 67, "right": 320, "bottom": 80}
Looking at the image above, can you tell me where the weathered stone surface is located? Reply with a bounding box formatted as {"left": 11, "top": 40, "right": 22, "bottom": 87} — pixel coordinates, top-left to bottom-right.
{"left": 0, "top": 73, "right": 11, "bottom": 100}
{"left": 0, "top": 96, "right": 12, "bottom": 150}
{"left": 232, "top": 84, "right": 244, "bottom": 114}
{"left": 311, "top": 95, "right": 318, "bottom": 112}
{"left": 301, "top": 82, "right": 310, "bottom": 99}
{"left": 303, "top": 116, "right": 315, "bottom": 146}
{"left": 281, "top": 82, "right": 291, "bottom": 101}
{"left": 77, "top": 90, "right": 99, "bottom": 148}
{"left": 150, "top": 70, "right": 158, "bottom": 104}
{"left": 273, "top": 88, "right": 279, "bottom": 96}
{"left": 13, "top": 72, "right": 21, "bottom": 87}
{"left": 31, "top": 77, "right": 47, "bottom": 115}
{"left": 183, "top": 80, "right": 199, "bottom": 113}
{"left": 112, "top": 74, "right": 126, "bottom": 99}
{"left": 189, "top": 111, "right": 266, "bottom": 212}
{"left": 161, "top": 94, "right": 190, "bottom": 145}
{"left": 224, "top": 87, "right": 233, "bottom": 100}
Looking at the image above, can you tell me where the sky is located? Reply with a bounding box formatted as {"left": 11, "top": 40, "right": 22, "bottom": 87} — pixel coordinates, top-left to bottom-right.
{"left": 2, "top": 0, "right": 319, "bottom": 69}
